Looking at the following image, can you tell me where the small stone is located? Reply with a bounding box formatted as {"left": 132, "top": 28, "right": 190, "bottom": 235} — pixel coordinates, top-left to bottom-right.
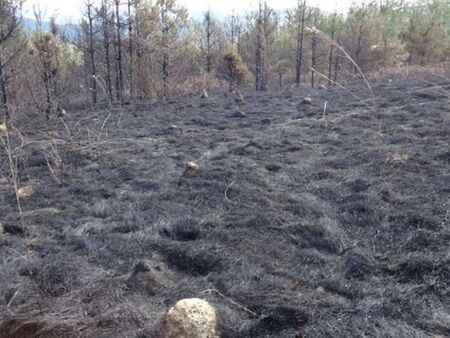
{"left": 0, "top": 122, "right": 7, "bottom": 133}
{"left": 57, "top": 108, "right": 67, "bottom": 117}
{"left": 200, "top": 90, "right": 209, "bottom": 99}
{"left": 186, "top": 161, "right": 200, "bottom": 172}
{"left": 316, "top": 286, "right": 325, "bottom": 294}
{"left": 388, "top": 153, "right": 409, "bottom": 164}
{"left": 163, "top": 298, "right": 217, "bottom": 338}
{"left": 302, "top": 97, "right": 312, "bottom": 105}
{"left": 18, "top": 185, "right": 34, "bottom": 199}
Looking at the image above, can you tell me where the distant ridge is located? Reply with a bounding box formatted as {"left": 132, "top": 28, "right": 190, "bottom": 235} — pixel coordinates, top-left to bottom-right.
{"left": 22, "top": 17, "right": 51, "bottom": 32}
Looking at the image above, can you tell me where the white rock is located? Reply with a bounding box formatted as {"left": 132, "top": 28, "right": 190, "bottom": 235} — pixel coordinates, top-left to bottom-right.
{"left": 163, "top": 298, "right": 217, "bottom": 338}
{"left": 17, "top": 185, "right": 34, "bottom": 198}
{"left": 186, "top": 161, "right": 200, "bottom": 172}
{"left": 302, "top": 97, "right": 312, "bottom": 105}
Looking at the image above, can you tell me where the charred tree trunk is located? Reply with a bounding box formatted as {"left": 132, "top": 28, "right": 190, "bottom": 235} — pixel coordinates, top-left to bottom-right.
{"left": 0, "top": 54, "right": 9, "bottom": 120}
{"left": 112, "top": 10, "right": 120, "bottom": 102}
{"left": 255, "top": 5, "right": 262, "bottom": 91}
{"left": 134, "top": 0, "right": 143, "bottom": 101}
{"left": 115, "top": 0, "right": 123, "bottom": 102}
{"left": 295, "top": 0, "right": 306, "bottom": 87}
{"left": 205, "top": 10, "right": 212, "bottom": 74}
{"left": 261, "top": 2, "right": 270, "bottom": 92}
{"left": 87, "top": 1, "right": 97, "bottom": 105}
{"left": 101, "top": 1, "right": 113, "bottom": 101}
{"left": 43, "top": 66, "right": 53, "bottom": 118}
{"left": 355, "top": 24, "right": 364, "bottom": 72}
{"left": 162, "top": 48, "right": 169, "bottom": 98}
{"left": 127, "top": 0, "right": 134, "bottom": 99}
{"left": 161, "top": 3, "right": 169, "bottom": 98}
{"left": 328, "top": 13, "right": 336, "bottom": 86}
{"left": 334, "top": 52, "right": 340, "bottom": 83}
{"left": 310, "top": 11, "right": 318, "bottom": 88}
{"left": 255, "top": 1, "right": 271, "bottom": 92}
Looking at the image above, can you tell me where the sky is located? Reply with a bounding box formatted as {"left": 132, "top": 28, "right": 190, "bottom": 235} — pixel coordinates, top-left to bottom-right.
{"left": 22, "top": 0, "right": 357, "bottom": 22}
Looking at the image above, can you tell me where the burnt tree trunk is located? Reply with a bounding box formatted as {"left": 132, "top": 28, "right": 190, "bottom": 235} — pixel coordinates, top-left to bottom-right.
{"left": 311, "top": 33, "right": 317, "bottom": 88}
{"left": 255, "top": 3, "right": 262, "bottom": 91}
{"left": 261, "top": 2, "right": 271, "bottom": 91}
{"left": 328, "top": 13, "right": 336, "bottom": 86}
{"left": 87, "top": 1, "right": 97, "bottom": 105}
{"left": 161, "top": 2, "right": 169, "bottom": 98}
{"left": 255, "top": 1, "right": 271, "bottom": 92}
{"left": 134, "top": 0, "right": 143, "bottom": 100}
{"left": 355, "top": 24, "right": 364, "bottom": 72}
{"left": 127, "top": 0, "right": 134, "bottom": 99}
{"left": 205, "top": 10, "right": 212, "bottom": 74}
{"left": 101, "top": 1, "right": 113, "bottom": 101}
{"left": 0, "top": 54, "right": 9, "bottom": 119}
{"left": 115, "top": 0, "right": 123, "bottom": 102}
{"left": 295, "top": 0, "right": 306, "bottom": 87}
{"left": 334, "top": 52, "right": 340, "bottom": 83}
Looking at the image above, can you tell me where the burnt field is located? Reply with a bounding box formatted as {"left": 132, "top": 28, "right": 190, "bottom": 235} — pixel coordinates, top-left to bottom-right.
{"left": 1, "top": 77, "right": 449, "bottom": 337}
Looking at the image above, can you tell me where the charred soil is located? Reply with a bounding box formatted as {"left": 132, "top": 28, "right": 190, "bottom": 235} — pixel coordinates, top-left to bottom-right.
{"left": 1, "top": 77, "right": 449, "bottom": 337}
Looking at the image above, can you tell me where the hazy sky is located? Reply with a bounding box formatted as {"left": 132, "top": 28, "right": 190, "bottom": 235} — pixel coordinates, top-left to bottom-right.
{"left": 23, "top": 0, "right": 357, "bottom": 22}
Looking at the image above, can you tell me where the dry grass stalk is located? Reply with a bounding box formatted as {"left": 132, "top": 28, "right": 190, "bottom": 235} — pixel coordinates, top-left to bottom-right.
{"left": 0, "top": 122, "right": 23, "bottom": 216}
{"left": 201, "top": 288, "right": 258, "bottom": 317}
{"left": 307, "top": 26, "right": 376, "bottom": 109}
{"left": 311, "top": 67, "right": 377, "bottom": 113}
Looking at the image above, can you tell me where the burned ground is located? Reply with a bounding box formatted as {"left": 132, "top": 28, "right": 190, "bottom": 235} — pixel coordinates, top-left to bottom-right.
{"left": 0, "top": 77, "right": 449, "bottom": 337}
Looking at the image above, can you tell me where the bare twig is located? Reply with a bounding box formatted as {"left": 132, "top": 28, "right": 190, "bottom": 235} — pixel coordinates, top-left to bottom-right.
{"left": 323, "top": 101, "right": 328, "bottom": 127}
{"left": 224, "top": 180, "right": 235, "bottom": 202}
{"left": 201, "top": 288, "right": 258, "bottom": 317}
{"left": 0, "top": 123, "right": 23, "bottom": 216}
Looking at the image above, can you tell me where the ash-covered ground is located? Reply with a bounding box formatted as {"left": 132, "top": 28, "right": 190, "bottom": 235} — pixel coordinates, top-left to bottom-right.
{"left": 1, "top": 77, "right": 449, "bottom": 337}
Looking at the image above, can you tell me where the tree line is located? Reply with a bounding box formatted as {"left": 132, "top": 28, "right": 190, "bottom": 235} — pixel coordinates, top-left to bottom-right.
{"left": 1, "top": 0, "right": 450, "bottom": 119}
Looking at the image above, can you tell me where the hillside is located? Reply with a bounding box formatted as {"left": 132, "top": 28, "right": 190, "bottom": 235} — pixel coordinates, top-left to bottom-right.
{"left": 1, "top": 77, "right": 449, "bottom": 337}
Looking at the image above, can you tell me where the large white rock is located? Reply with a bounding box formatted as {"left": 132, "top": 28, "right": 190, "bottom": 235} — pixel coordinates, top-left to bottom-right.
{"left": 17, "top": 185, "right": 34, "bottom": 198}
{"left": 163, "top": 298, "right": 218, "bottom": 338}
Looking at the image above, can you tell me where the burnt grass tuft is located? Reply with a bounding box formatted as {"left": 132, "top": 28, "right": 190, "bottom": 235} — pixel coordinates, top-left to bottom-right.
{"left": 1, "top": 77, "right": 450, "bottom": 337}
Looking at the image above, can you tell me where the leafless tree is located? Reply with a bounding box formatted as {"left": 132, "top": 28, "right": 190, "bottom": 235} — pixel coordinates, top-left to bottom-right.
{"left": 255, "top": 1, "right": 272, "bottom": 92}
{"left": 295, "top": 0, "right": 306, "bottom": 87}
{"left": 204, "top": 10, "right": 212, "bottom": 74}
{"left": 0, "top": 0, "right": 22, "bottom": 119}
{"left": 85, "top": 0, "right": 97, "bottom": 105}
{"left": 127, "top": 0, "right": 134, "bottom": 99}
{"left": 114, "top": 0, "right": 124, "bottom": 102}
{"left": 328, "top": 12, "right": 337, "bottom": 86}
{"left": 310, "top": 9, "right": 318, "bottom": 88}
{"left": 98, "top": 0, "right": 114, "bottom": 101}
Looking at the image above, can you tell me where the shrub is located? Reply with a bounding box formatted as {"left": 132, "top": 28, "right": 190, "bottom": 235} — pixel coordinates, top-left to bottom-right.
{"left": 223, "top": 48, "right": 251, "bottom": 91}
